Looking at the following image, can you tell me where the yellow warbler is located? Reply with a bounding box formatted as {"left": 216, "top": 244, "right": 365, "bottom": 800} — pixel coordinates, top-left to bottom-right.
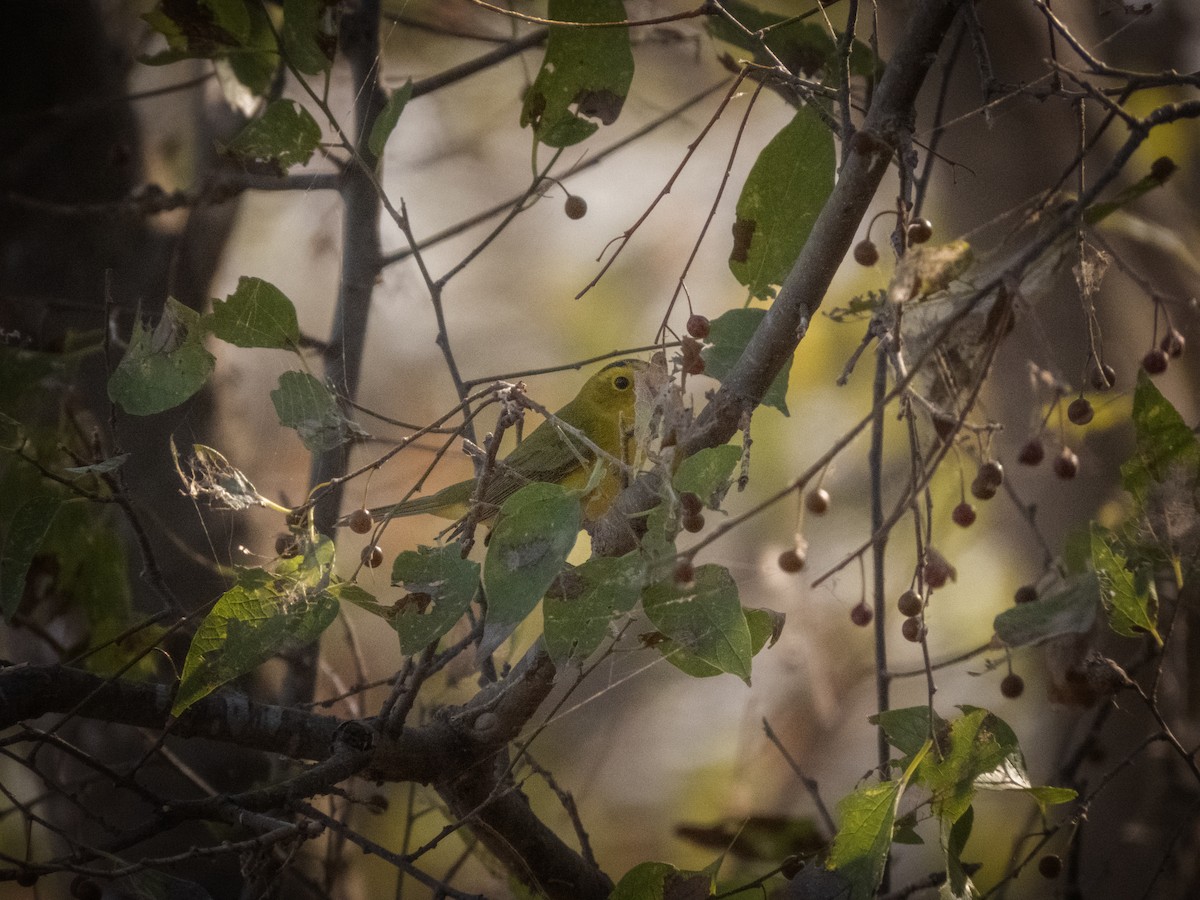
{"left": 367, "top": 359, "right": 648, "bottom": 526}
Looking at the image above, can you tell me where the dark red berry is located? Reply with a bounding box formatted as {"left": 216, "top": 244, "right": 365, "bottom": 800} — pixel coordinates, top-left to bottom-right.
{"left": 853, "top": 240, "right": 879, "bottom": 266}
{"left": 17, "top": 871, "right": 38, "bottom": 888}
{"left": 805, "top": 488, "right": 830, "bottom": 515}
{"left": 1089, "top": 362, "right": 1116, "bottom": 391}
{"left": 674, "top": 559, "right": 696, "bottom": 585}
{"left": 778, "top": 548, "right": 806, "bottom": 573}
{"left": 977, "top": 460, "right": 1004, "bottom": 489}
{"left": 1142, "top": 348, "right": 1169, "bottom": 375}
{"left": 275, "top": 534, "right": 299, "bottom": 558}
{"left": 923, "top": 548, "right": 956, "bottom": 589}
{"left": 901, "top": 617, "right": 926, "bottom": 642}
{"left": 1053, "top": 447, "right": 1079, "bottom": 480}
{"left": 682, "top": 512, "right": 705, "bottom": 533}
{"left": 347, "top": 507, "right": 373, "bottom": 534}
{"left": 361, "top": 545, "right": 384, "bottom": 568}
{"left": 1018, "top": 438, "right": 1045, "bottom": 466}
{"left": 1038, "top": 855, "right": 1062, "bottom": 879}
{"left": 850, "top": 603, "right": 873, "bottom": 627}
{"left": 897, "top": 589, "right": 922, "bottom": 617}
{"left": 952, "top": 501, "right": 977, "bottom": 527}
{"left": 906, "top": 217, "right": 933, "bottom": 245}
{"left": 1014, "top": 585, "right": 1038, "bottom": 605}
{"left": 679, "top": 492, "right": 703, "bottom": 517}
{"left": 970, "top": 477, "right": 997, "bottom": 501}
{"left": 1161, "top": 328, "right": 1185, "bottom": 358}
{"left": 564, "top": 194, "right": 588, "bottom": 219}
{"left": 1067, "top": 397, "right": 1094, "bottom": 426}
{"left": 1150, "top": 156, "right": 1177, "bottom": 182}
{"left": 686, "top": 314, "right": 711, "bottom": 340}
{"left": 1001, "top": 672, "right": 1025, "bottom": 698}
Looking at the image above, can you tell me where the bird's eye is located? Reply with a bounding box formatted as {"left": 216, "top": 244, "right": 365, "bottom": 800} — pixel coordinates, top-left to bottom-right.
{"left": 613, "top": 375, "right": 631, "bottom": 390}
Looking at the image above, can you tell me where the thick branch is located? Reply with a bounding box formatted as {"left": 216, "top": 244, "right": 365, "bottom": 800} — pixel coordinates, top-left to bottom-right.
{"left": 680, "top": 0, "right": 966, "bottom": 457}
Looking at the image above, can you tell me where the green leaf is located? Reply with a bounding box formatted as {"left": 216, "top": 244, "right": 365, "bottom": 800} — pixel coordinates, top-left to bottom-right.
{"left": 825, "top": 781, "right": 905, "bottom": 900}
{"left": 271, "top": 371, "right": 367, "bottom": 453}
{"left": 872, "top": 706, "right": 945, "bottom": 760}
{"left": 206, "top": 276, "right": 301, "bottom": 349}
{"left": 389, "top": 544, "right": 479, "bottom": 654}
{"left": 1121, "top": 369, "right": 1200, "bottom": 505}
{"left": 993, "top": 571, "right": 1099, "bottom": 647}
{"left": 0, "top": 486, "right": 63, "bottom": 620}
{"left": 108, "top": 298, "right": 215, "bottom": 415}
{"left": 729, "top": 106, "right": 834, "bottom": 300}
{"left": 369, "top": 80, "right": 413, "bottom": 157}
{"left": 282, "top": 0, "right": 335, "bottom": 75}
{"left": 1026, "top": 785, "right": 1078, "bottom": 814}
{"left": 483, "top": 483, "right": 582, "bottom": 634}
{"left": 519, "top": 0, "right": 634, "bottom": 148}
{"left": 708, "top": 0, "right": 878, "bottom": 83}
{"left": 1091, "top": 525, "right": 1161, "bottom": 644}
{"left": 672, "top": 444, "right": 741, "bottom": 509}
{"left": 944, "top": 804, "right": 977, "bottom": 899}
{"left": 643, "top": 564, "right": 752, "bottom": 685}
{"left": 172, "top": 537, "right": 339, "bottom": 715}
{"left": 744, "top": 606, "right": 785, "bottom": 654}
{"left": 222, "top": 99, "right": 321, "bottom": 170}
{"left": 543, "top": 552, "right": 644, "bottom": 663}
{"left": 609, "top": 862, "right": 678, "bottom": 900}
{"left": 702, "top": 308, "right": 792, "bottom": 414}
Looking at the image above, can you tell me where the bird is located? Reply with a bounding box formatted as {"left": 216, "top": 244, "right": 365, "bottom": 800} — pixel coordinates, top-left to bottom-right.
{"left": 365, "top": 358, "right": 649, "bottom": 528}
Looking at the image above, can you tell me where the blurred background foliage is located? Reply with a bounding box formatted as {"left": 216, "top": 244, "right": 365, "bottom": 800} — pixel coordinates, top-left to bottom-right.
{"left": 2, "top": 0, "right": 1199, "bottom": 897}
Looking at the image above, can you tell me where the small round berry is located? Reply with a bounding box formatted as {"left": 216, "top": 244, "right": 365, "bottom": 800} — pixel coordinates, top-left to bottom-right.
{"left": 71, "top": 877, "right": 101, "bottom": 900}
{"left": 977, "top": 460, "right": 1004, "bottom": 489}
{"left": 970, "top": 477, "right": 997, "bottom": 501}
{"left": 1067, "top": 397, "right": 1094, "bottom": 426}
{"left": 923, "top": 549, "right": 955, "bottom": 589}
{"left": 1160, "top": 328, "right": 1185, "bottom": 359}
{"left": 564, "top": 194, "right": 588, "bottom": 219}
{"left": 674, "top": 559, "right": 696, "bottom": 585}
{"left": 901, "top": 617, "right": 926, "bottom": 642}
{"left": 347, "top": 507, "right": 374, "bottom": 534}
{"left": 906, "top": 217, "right": 933, "bottom": 245}
{"left": 1089, "top": 362, "right": 1116, "bottom": 391}
{"left": 1001, "top": 672, "right": 1025, "bottom": 698}
{"left": 1014, "top": 584, "right": 1038, "bottom": 605}
{"left": 780, "top": 855, "right": 804, "bottom": 879}
{"left": 679, "top": 492, "right": 703, "bottom": 517}
{"left": 897, "top": 589, "right": 922, "bottom": 618}
{"left": 853, "top": 239, "right": 879, "bottom": 266}
{"left": 778, "top": 548, "right": 807, "bottom": 573}
{"left": 1142, "top": 347, "right": 1169, "bottom": 375}
{"left": 805, "top": 488, "right": 831, "bottom": 515}
{"left": 275, "top": 534, "right": 299, "bottom": 558}
{"left": 361, "top": 545, "right": 384, "bottom": 568}
{"left": 1053, "top": 447, "right": 1079, "bottom": 480}
{"left": 1038, "top": 855, "right": 1062, "bottom": 879}
{"left": 1017, "top": 438, "right": 1045, "bottom": 466}
{"left": 686, "top": 314, "right": 711, "bottom": 340}
{"left": 1150, "top": 156, "right": 1177, "bottom": 182}
{"left": 850, "top": 602, "right": 873, "bottom": 627}
{"left": 682, "top": 512, "right": 706, "bottom": 533}
{"left": 952, "top": 501, "right": 977, "bottom": 527}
